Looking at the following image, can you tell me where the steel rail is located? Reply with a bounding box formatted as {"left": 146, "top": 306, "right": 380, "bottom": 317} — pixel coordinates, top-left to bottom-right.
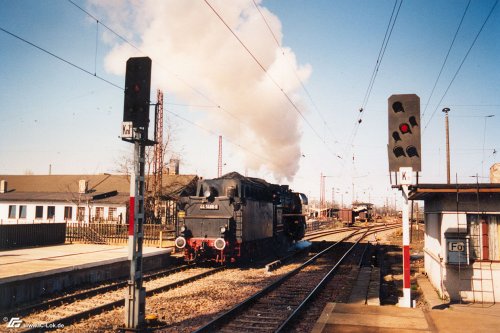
{"left": 276, "top": 228, "right": 371, "bottom": 332}
{"left": 193, "top": 228, "right": 368, "bottom": 333}
{"left": 19, "top": 266, "right": 225, "bottom": 333}
{"left": 2, "top": 263, "right": 192, "bottom": 319}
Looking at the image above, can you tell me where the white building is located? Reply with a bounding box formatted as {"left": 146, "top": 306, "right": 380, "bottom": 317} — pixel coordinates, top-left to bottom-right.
{"left": 410, "top": 183, "right": 500, "bottom": 303}
{"left": 0, "top": 174, "right": 197, "bottom": 225}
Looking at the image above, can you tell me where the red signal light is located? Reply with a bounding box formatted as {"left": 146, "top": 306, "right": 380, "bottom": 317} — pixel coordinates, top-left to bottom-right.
{"left": 399, "top": 123, "right": 411, "bottom": 134}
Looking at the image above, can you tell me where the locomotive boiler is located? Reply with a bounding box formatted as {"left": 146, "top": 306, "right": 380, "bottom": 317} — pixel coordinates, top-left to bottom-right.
{"left": 174, "top": 172, "right": 307, "bottom": 263}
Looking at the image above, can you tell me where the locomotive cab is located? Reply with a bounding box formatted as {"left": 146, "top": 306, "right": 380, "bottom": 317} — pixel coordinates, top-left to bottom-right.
{"left": 281, "top": 191, "right": 308, "bottom": 241}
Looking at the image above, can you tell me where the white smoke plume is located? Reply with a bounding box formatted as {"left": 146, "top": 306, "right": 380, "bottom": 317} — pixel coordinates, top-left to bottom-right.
{"left": 89, "top": 0, "right": 311, "bottom": 181}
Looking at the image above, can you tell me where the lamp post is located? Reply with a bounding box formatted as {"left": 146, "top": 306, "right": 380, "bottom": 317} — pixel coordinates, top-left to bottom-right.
{"left": 482, "top": 115, "right": 495, "bottom": 179}
{"left": 442, "top": 107, "right": 451, "bottom": 184}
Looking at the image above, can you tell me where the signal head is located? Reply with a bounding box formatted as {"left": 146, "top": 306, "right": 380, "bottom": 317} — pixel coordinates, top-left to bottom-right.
{"left": 399, "top": 123, "right": 411, "bottom": 134}
{"left": 393, "top": 146, "right": 406, "bottom": 158}
{"left": 392, "top": 101, "right": 405, "bottom": 113}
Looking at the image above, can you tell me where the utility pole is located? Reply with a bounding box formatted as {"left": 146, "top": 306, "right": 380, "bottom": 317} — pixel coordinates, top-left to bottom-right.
{"left": 319, "top": 173, "right": 324, "bottom": 218}
{"left": 482, "top": 115, "right": 495, "bottom": 179}
{"left": 442, "top": 107, "right": 451, "bottom": 184}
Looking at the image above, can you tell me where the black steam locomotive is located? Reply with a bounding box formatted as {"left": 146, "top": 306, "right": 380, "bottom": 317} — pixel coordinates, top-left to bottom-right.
{"left": 175, "top": 172, "right": 308, "bottom": 263}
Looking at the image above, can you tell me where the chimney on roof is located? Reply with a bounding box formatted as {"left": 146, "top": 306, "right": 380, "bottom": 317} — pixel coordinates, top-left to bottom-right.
{"left": 169, "top": 159, "right": 180, "bottom": 175}
{"left": 490, "top": 163, "right": 500, "bottom": 184}
{"left": 0, "top": 180, "right": 7, "bottom": 193}
{"left": 79, "top": 180, "right": 88, "bottom": 194}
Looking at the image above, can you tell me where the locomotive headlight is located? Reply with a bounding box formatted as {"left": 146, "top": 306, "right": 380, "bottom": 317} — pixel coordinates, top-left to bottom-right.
{"left": 175, "top": 236, "right": 187, "bottom": 249}
{"left": 214, "top": 238, "right": 226, "bottom": 251}
{"left": 220, "top": 226, "right": 226, "bottom": 234}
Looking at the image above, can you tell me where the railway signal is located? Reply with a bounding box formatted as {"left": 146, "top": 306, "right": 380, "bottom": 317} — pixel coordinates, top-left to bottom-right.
{"left": 123, "top": 57, "right": 152, "bottom": 139}
{"left": 388, "top": 94, "right": 421, "bottom": 172}
{"left": 387, "top": 94, "right": 421, "bottom": 309}
{"left": 121, "top": 57, "right": 153, "bottom": 330}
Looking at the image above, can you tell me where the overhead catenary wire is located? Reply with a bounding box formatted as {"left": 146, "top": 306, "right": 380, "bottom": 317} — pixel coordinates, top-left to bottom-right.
{"left": 204, "top": 0, "right": 342, "bottom": 161}
{"left": 252, "top": 0, "right": 341, "bottom": 147}
{"left": 0, "top": 26, "right": 123, "bottom": 90}
{"left": 343, "top": 0, "right": 403, "bottom": 160}
{"left": 421, "top": 0, "right": 471, "bottom": 120}
{"left": 66, "top": 0, "right": 272, "bottom": 148}
{"left": 165, "top": 108, "right": 287, "bottom": 170}
{"left": 423, "top": 0, "right": 499, "bottom": 131}
{"left": 67, "top": 0, "right": 310, "bottom": 172}
{"left": 360, "top": 0, "right": 402, "bottom": 110}
{"left": 0, "top": 1, "right": 293, "bottom": 172}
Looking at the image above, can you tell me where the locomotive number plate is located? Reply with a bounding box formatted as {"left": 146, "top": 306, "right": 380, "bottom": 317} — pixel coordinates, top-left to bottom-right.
{"left": 200, "top": 204, "right": 219, "bottom": 210}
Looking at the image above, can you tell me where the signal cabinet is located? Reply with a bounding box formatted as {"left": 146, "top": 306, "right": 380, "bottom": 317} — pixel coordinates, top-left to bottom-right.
{"left": 444, "top": 231, "right": 470, "bottom": 265}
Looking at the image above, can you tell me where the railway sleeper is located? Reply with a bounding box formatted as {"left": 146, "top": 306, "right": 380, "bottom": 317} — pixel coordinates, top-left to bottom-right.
{"left": 233, "top": 317, "right": 282, "bottom": 324}
{"left": 223, "top": 322, "right": 279, "bottom": 331}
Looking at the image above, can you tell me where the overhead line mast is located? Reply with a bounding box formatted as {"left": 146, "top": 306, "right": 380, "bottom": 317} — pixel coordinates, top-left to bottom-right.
{"left": 153, "top": 90, "right": 164, "bottom": 221}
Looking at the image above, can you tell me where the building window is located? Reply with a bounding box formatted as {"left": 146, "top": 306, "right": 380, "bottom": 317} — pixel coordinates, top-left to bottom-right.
{"left": 19, "top": 205, "right": 27, "bottom": 219}
{"left": 77, "top": 207, "right": 85, "bottom": 222}
{"left": 8, "top": 205, "right": 16, "bottom": 219}
{"left": 47, "top": 206, "right": 55, "bottom": 219}
{"left": 95, "top": 207, "right": 104, "bottom": 221}
{"left": 64, "top": 206, "right": 73, "bottom": 220}
{"left": 108, "top": 207, "right": 117, "bottom": 221}
{"left": 469, "top": 214, "right": 500, "bottom": 261}
{"left": 35, "top": 206, "right": 44, "bottom": 219}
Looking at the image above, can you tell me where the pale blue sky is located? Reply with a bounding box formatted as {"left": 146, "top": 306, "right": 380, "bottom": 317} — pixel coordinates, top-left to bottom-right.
{"left": 1, "top": 0, "right": 499, "bottom": 207}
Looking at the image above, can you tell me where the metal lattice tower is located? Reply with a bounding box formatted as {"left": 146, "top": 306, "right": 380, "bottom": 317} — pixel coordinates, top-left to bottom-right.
{"left": 153, "top": 90, "right": 164, "bottom": 207}
{"left": 218, "top": 135, "right": 222, "bottom": 177}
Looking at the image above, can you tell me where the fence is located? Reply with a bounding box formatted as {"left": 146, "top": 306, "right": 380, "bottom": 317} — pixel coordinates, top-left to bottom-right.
{"left": 0, "top": 223, "right": 66, "bottom": 249}
{"left": 306, "top": 219, "right": 337, "bottom": 232}
{"left": 66, "top": 222, "right": 176, "bottom": 246}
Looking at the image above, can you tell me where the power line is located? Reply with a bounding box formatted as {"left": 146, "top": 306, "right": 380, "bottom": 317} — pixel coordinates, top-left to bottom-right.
{"left": 165, "top": 108, "right": 287, "bottom": 170}
{"left": 343, "top": 0, "right": 403, "bottom": 160}
{"left": 421, "top": 0, "right": 471, "bottom": 120}
{"left": 0, "top": 26, "right": 123, "bottom": 90}
{"left": 204, "top": 0, "right": 341, "bottom": 160}
{"left": 361, "top": 0, "right": 402, "bottom": 110}
{"left": 66, "top": 1, "right": 308, "bottom": 172}
{"left": 66, "top": 0, "right": 254, "bottom": 130}
{"left": 252, "top": 0, "right": 340, "bottom": 146}
{"left": 423, "top": 0, "right": 498, "bottom": 131}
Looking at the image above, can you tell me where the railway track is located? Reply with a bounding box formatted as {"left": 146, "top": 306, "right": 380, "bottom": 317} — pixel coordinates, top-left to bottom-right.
{"left": 194, "top": 224, "right": 399, "bottom": 333}
{"left": 305, "top": 222, "right": 399, "bottom": 241}
{"left": 2, "top": 263, "right": 186, "bottom": 319}
{"left": 304, "top": 225, "right": 361, "bottom": 241}
{"left": 5, "top": 223, "right": 400, "bottom": 332}
{"left": 11, "top": 264, "right": 224, "bottom": 333}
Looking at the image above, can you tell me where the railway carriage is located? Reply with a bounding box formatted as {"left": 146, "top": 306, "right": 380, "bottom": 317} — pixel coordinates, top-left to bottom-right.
{"left": 175, "top": 172, "right": 307, "bottom": 263}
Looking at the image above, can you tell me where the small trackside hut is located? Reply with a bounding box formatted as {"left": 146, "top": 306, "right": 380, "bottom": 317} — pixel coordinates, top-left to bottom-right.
{"left": 175, "top": 172, "right": 308, "bottom": 263}
{"left": 409, "top": 181, "right": 500, "bottom": 303}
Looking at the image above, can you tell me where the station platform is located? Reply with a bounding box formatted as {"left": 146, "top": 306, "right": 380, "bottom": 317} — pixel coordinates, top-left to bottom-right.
{"left": 312, "top": 303, "right": 430, "bottom": 332}
{"left": 0, "top": 244, "right": 175, "bottom": 311}
{"left": 312, "top": 272, "right": 500, "bottom": 332}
